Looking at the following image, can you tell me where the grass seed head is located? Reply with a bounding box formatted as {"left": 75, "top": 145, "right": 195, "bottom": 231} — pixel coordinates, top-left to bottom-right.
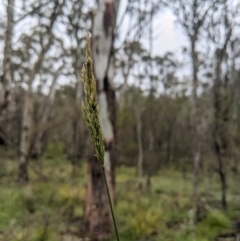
{"left": 81, "top": 33, "right": 104, "bottom": 166}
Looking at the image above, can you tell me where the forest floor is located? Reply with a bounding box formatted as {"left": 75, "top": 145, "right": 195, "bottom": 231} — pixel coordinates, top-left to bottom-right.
{"left": 0, "top": 157, "right": 240, "bottom": 241}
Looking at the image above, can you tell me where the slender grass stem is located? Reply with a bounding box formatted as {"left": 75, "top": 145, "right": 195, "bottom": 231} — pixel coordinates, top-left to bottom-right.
{"left": 102, "top": 166, "right": 120, "bottom": 241}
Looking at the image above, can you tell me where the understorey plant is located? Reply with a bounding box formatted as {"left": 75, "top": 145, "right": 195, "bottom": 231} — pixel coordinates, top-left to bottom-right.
{"left": 81, "top": 33, "right": 120, "bottom": 241}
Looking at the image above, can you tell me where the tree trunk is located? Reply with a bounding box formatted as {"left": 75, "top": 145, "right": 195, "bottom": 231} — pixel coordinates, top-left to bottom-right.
{"left": 18, "top": 87, "right": 33, "bottom": 183}
{"left": 213, "top": 57, "right": 228, "bottom": 211}
{"left": 70, "top": 76, "right": 84, "bottom": 177}
{"left": 71, "top": 45, "right": 83, "bottom": 164}
{"left": 193, "top": 141, "right": 201, "bottom": 209}
{"left": 236, "top": 233, "right": 240, "bottom": 241}
{"left": 119, "top": 72, "right": 129, "bottom": 110}
{"left": 214, "top": 138, "right": 227, "bottom": 210}
{"left": 136, "top": 110, "right": 143, "bottom": 189}
{"left": 165, "top": 125, "right": 172, "bottom": 167}
{"left": 146, "top": 9, "right": 154, "bottom": 191}
{"left": 190, "top": 38, "right": 201, "bottom": 211}
{"left": 17, "top": 0, "right": 63, "bottom": 183}
{"left": 1, "top": 0, "right": 14, "bottom": 117}
{"left": 18, "top": 31, "right": 54, "bottom": 183}
{"left": 212, "top": 15, "right": 232, "bottom": 208}
{"left": 220, "top": 164, "right": 227, "bottom": 210}
{"left": 84, "top": 154, "right": 112, "bottom": 239}
{"left": 84, "top": 0, "right": 119, "bottom": 237}
{"left": 32, "top": 66, "right": 62, "bottom": 158}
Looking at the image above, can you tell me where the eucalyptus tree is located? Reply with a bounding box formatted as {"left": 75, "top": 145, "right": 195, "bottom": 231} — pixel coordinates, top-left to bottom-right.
{"left": 83, "top": 0, "right": 120, "bottom": 237}
{"left": 31, "top": 64, "right": 64, "bottom": 159}
{"left": 161, "top": 0, "right": 219, "bottom": 211}
{"left": 206, "top": 0, "right": 240, "bottom": 210}
{"left": 82, "top": 0, "right": 164, "bottom": 234}
{"left": 131, "top": 87, "right": 145, "bottom": 189}
{"left": 62, "top": 0, "right": 91, "bottom": 164}
{"left": 0, "top": 0, "right": 14, "bottom": 119}
{"left": 154, "top": 53, "right": 180, "bottom": 169}
{"left": 231, "top": 35, "right": 240, "bottom": 180}
{"left": 14, "top": 0, "right": 66, "bottom": 183}
{"left": 116, "top": 40, "right": 144, "bottom": 109}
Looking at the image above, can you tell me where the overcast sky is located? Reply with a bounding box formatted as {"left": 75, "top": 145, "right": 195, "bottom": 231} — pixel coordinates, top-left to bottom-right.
{"left": 0, "top": 0, "right": 190, "bottom": 91}
{"left": 117, "top": 0, "right": 188, "bottom": 56}
{"left": 0, "top": 0, "right": 188, "bottom": 63}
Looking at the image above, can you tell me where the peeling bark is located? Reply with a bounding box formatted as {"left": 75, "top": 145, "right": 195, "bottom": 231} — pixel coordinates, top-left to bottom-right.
{"left": 84, "top": 0, "right": 119, "bottom": 236}
{"left": 84, "top": 154, "right": 112, "bottom": 239}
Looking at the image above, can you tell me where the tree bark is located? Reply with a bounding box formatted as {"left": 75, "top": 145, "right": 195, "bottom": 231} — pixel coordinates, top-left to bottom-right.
{"left": 18, "top": 47, "right": 52, "bottom": 182}
{"left": 165, "top": 124, "right": 172, "bottom": 167}
{"left": 71, "top": 44, "right": 83, "bottom": 164}
{"left": 84, "top": 0, "right": 119, "bottom": 237}
{"left": 18, "top": 0, "right": 64, "bottom": 183}
{"left": 163, "top": 0, "right": 218, "bottom": 215}
{"left": 213, "top": 57, "right": 228, "bottom": 211}
{"left": 18, "top": 25, "right": 55, "bottom": 183}
{"left": 1, "top": 0, "right": 14, "bottom": 117}
{"left": 136, "top": 109, "right": 144, "bottom": 189}
{"left": 32, "top": 66, "right": 62, "bottom": 158}
{"left": 190, "top": 37, "right": 201, "bottom": 212}
{"left": 212, "top": 13, "right": 232, "bottom": 210}
{"left": 18, "top": 85, "right": 33, "bottom": 184}
{"left": 84, "top": 154, "right": 112, "bottom": 239}
{"left": 146, "top": 7, "right": 154, "bottom": 191}
{"left": 119, "top": 73, "right": 128, "bottom": 110}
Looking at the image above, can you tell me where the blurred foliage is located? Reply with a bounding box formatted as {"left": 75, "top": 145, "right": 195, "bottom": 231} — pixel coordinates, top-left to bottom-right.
{"left": 44, "top": 142, "right": 65, "bottom": 159}
{"left": 0, "top": 159, "right": 239, "bottom": 241}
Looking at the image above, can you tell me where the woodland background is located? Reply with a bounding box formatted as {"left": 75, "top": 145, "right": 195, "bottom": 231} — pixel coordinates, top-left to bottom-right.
{"left": 0, "top": 0, "right": 240, "bottom": 240}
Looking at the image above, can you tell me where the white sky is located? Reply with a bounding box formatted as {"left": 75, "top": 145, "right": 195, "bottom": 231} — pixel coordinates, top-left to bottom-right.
{"left": 117, "top": 0, "right": 188, "bottom": 56}
{"left": 116, "top": 0, "right": 191, "bottom": 87}
{"left": 0, "top": 0, "right": 188, "bottom": 64}
{"left": 152, "top": 10, "right": 188, "bottom": 56}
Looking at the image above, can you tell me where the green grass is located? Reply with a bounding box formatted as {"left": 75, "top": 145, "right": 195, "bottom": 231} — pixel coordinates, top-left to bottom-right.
{"left": 0, "top": 159, "right": 239, "bottom": 241}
